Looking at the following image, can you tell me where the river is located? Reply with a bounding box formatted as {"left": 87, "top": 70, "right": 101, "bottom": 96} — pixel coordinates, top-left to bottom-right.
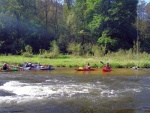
{"left": 0, "top": 68, "right": 150, "bottom": 113}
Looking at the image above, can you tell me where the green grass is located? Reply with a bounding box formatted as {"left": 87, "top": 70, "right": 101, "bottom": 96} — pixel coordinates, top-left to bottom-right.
{"left": 0, "top": 52, "right": 150, "bottom": 68}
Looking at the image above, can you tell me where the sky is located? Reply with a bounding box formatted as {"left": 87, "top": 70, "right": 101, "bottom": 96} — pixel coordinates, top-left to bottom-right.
{"left": 145, "top": 0, "right": 150, "bottom": 3}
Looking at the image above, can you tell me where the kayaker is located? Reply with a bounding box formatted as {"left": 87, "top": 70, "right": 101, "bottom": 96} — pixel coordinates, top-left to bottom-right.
{"left": 25, "top": 62, "right": 30, "bottom": 67}
{"left": 86, "top": 63, "right": 90, "bottom": 69}
{"left": 2, "top": 63, "right": 9, "bottom": 70}
{"left": 105, "top": 63, "right": 111, "bottom": 69}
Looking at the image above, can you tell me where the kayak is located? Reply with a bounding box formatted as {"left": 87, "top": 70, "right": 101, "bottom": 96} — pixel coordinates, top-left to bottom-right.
{"left": 0, "top": 68, "right": 18, "bottom": 72}
{"left": 75, "top": 68, "right": 98, "bottom": 71}
{"left": 31, "top": 65, "right": 41, "bottom": 69}
{"left": 19, "top": 67, "right": 31, "bottom": 71}
{"left": 24, "top": 67, "right": 31, "bottom": 70}
{"left": 102, "top": 66, "right": 112, "bottom": 72}
{"left": 40, "top": 67, "right": 55, "bottom": 70}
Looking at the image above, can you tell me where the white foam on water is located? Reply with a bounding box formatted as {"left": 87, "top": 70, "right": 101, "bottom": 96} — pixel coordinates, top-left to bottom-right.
{"left": 101, "top": 87, "right": 141, "bottom": 98}
{"left": 0, "top": 80, "right": 142, "bottom": 106}
{"left": 0, "top": 95, "right": 44, "bottom": 107}
{"left": 101, "top": 90, "right": 117, "bottom": 97}
{"left": 0, "top": 81, "right": 60, "bottom": 97}
{"left": 0, "top": 81, "right": 93, "bottom": 102}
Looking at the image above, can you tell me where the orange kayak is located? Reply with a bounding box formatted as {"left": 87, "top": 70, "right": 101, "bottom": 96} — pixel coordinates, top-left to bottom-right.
{"left": 102, "top": 66, "right": 112, "bottom": 72}
{"left": 75, "top": 68, "right": 98, "bottom": 71}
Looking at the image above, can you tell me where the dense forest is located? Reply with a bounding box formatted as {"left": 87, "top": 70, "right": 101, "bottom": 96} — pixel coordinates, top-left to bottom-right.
{"left": 0, "top": 0, "right": 149, "bottom": 57}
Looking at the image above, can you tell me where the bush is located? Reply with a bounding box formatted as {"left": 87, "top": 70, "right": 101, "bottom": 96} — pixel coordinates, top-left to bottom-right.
{"left": 22, "top": 45, "right": 33, "bottom": 57}
{"left": 39, "top": 41, "right": 60, "bottom": 58}
{"left": 39, "top": 49, "right": 46, "bottom": 55}
{"left": 92, "top": 45, "right": 106, "bottom": 57}
{"left": 40, "top": 51, "right": 49, "bottom": 58}
{"left": 25, "top": 45, "right": 33, "bottom": 54}
{"left": 124, "top": 62, "right": 135, "bottom": 68}
{"left": 49, "top": 40, "right": 60, "bottom": 58}
{"left": 141, "top": 63, "right": 150, "bottom": 68}
{"left": 22, "top": 52, "right": 33, "bottom": 57}
{"left": 67, "top": 42, "right": 81, "bottom": 55}
{"left": 111, "top": 63, "right": 123, "bottom": 68}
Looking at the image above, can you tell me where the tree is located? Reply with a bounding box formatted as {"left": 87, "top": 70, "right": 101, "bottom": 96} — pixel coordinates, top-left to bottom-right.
{"left": 0, "top": 0, "right": 41, "bottom": 54}
{"left": 0, "top": 0, "right": 63, "bottom": 54}
{"left": 138, "top": 2, "right": 150, "bottom": 52}
{"left": 97, "top": 31, "right": 117, "bottom": 50}
{"left": 85, "top": 0, "right": 138, "bottom": 50}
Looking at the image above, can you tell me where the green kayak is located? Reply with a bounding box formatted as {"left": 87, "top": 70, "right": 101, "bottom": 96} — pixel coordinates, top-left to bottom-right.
{"left": 0, "top": 68, "right": 18, "bottom": 72}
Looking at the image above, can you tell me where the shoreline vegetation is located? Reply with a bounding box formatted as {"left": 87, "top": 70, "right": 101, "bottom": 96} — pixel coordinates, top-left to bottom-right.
{"left": 0, "top": 51, "right": 150, "bottom": 69}
{"left": 0, "top": 1, "right": 149, "bottom": 71}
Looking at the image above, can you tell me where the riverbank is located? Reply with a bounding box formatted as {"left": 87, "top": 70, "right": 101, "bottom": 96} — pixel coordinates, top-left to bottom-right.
{"left": 0, "top": 52, "right": 150, "bottom": 68}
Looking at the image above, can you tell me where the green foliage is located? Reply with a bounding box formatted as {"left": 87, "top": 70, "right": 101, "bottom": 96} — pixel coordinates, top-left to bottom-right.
{"left": 140, "top": 63, "right": 150, "bottom": 68}
{"left": 49, "top": 40, "right": 60, "bottom": 58}
{"left": 22, "top": 45, "right": 33, "bottom": 57}
{"left": 40, "top": 40, "right": 60, "bottom": 58}
{"left": 88, "top": 14, "right": 103, "bottom": 33}
{"left": 138, "top": 2, "right": 150, "bottom": 52}
{"left": 58, "top": 34, "right": 68, "bottom": 53}
{"left": 22, "top": 52, "right": 33, "bottom": 57}
{"left": 133, "top": 41, "right": 141, "bottom": 53}
{"left": 91, "top": 45, "right": 100, "bottom": 57}
{"left": 40, "top": 51, "right": 49, "bottom": 58}
{"left": 124, "top": 63, "right": 136, "bottom": 68}
{"left": 39, "top": 49, "right": 46, "bottom": 55}
{"left": 56, "top": 55, "right": 72, "bottom": 59}
{"left": 97, "top": 32, "right": 117, "bottom": 51}
{"left": 25, "top": 45, "right": 33, "bottom": 54}
{"left": 67, "top": 42, "right": 81, "bottom": 55}
{"left": 0, "top": 0, "right": 149, "bottom": 56}
{"left": 0, "top": 50, "right": 150, "bottom": 68}
{"left": 111, "top": 63, "right": 123, "bottom": 68}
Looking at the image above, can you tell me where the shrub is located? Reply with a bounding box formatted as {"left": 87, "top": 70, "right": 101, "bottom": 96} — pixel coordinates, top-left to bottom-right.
{"left": 25, "top": 45, "right": 33, "bottom": 54}
{"left": 92, "top": 45, "right": 109, "bottom": 57}
{"left": 141, "top": 63, "right": 150, "bottom": 68}
{"left": 22, "top": 52, "right": 33, "bottom": 57}
{"left": 22, "top": 45, "right": 33, "bottom": 57}
{"left": 49, "top": 40, "right": 60, "bottom": 58}
{"left": 124, "top": 62, "right": 135, "bottom": 68}
{"left": 39, "top": 49, "right": 46, "bottom": 55}
{"left": 40, "top": 51, "right": 49, "bottom": 58}
{"left": 67, "top": 42, "right": 81, "bottom": 55}
{"left": 111, "top": 63, "right": 123, "bottom": 68}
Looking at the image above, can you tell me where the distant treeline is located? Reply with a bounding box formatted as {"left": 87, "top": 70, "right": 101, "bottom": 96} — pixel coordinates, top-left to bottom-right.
{"left": 0, "top": 0, "right": 150, "bottom": 56}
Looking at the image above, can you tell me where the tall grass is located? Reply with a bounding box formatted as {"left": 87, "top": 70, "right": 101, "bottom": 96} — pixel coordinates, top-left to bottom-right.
{"left": 0, "top": 50, "right": 150, "bottom": 68}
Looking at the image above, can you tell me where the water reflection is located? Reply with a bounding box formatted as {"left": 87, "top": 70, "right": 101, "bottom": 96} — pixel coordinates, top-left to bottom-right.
{"left": 75, "top": 70, "right": 92, "bottom": 75}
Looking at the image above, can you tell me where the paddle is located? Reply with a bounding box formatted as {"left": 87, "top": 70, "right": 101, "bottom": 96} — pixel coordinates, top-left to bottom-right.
{"left": 100, "top": 61, "right": 112, "bottom": 72}
{"left": 100, "top": 61, "right": 105, "bottom": 65}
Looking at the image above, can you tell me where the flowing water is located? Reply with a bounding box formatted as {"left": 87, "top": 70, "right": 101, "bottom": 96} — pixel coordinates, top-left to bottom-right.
{"left": 0, "top": 68, "right": 150, "bottom": 113}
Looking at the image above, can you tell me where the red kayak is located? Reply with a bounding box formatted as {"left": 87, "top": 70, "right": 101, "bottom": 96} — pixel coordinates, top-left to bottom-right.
{"left": 102, "top": 66, "right": 112, "bottom": 72}
{"left": 75, "top": 68, "right": 98, "bottom": 71}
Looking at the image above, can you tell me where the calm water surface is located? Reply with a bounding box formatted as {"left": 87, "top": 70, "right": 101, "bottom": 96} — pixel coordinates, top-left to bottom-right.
{"left": 0, "top": 68, "right": 150, "bottom": 113}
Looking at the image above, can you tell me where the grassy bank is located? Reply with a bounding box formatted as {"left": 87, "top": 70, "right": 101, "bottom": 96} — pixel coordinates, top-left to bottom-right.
{"left": 0, "top": 51, "right": 150, "bottom": 68}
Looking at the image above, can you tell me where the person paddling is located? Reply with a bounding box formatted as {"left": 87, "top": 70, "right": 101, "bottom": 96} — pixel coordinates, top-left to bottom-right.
{"left": 105, "top": 63, "right": 111, "bottom": 69}
{"left": 86, "top": 63, "right": 90, "bottom": 69}
{"left": 2, "top": 63, "right": 9, "bottom": 70}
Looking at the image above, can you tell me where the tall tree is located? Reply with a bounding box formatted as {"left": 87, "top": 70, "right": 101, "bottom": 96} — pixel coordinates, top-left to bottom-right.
{"left": 85, "top": 0, "right": 138, "bottom": 50}
{"left": 138, "top": 2, "right": 150, "bottom": 52}
{"left": 0, "top": 0, "right": 24, "bottom": 53}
